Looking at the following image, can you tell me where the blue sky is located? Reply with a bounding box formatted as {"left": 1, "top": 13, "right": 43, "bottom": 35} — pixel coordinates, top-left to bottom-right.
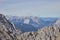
{"left": 0, "top": 0, "right": 60, "bottom": 17}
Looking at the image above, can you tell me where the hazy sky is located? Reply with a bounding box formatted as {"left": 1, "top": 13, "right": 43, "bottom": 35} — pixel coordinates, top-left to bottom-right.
{"left": 0, "top": 0, "right": 60, "bottom": 17}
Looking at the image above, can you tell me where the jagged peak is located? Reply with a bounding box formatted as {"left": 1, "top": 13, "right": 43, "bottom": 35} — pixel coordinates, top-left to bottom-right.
{"left": 0, "top": 14, "right": 6, "bottom": 19}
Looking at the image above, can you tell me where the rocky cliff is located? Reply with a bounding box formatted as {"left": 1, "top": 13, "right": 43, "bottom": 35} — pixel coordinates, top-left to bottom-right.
{"left": 0, "top": 14, "right": 60, "bottom": 40}
{"left": 0, "top": 14, "right": 21, "bottom": 40}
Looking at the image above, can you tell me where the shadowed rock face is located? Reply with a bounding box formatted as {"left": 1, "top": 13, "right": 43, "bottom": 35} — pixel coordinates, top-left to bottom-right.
{"left": 0, "top": 14, "right": 60, "bottom": 40}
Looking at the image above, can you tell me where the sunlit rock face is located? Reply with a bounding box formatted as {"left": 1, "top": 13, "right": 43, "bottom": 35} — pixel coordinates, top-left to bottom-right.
{"left": 24, "top": 17, "right": 30, "bottom": 24}
{"left": 55, "top": 19, "right": 60, "bottom": 27}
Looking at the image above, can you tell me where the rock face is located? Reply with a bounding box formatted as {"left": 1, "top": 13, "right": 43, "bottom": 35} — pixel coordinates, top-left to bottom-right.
{"left": 0, "top": 14, "right": 60, "bottom": 40}
{"left": 0, "top": 14, "right": 21, "bottom": 40}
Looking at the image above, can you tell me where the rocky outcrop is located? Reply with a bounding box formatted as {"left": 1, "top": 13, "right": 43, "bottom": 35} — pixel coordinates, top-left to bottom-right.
{"left": 0, "top": 14, "right": 21, "bottom": 40}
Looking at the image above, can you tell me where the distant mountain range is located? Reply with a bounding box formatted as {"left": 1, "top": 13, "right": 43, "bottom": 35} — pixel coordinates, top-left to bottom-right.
{"left": 6, "top": 15, "right": 58, "bottom": 32}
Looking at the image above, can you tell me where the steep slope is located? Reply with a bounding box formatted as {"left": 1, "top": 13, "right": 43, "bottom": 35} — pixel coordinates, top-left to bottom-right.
{"left": 0, "top": 14, "right": 21, "bottom": 40}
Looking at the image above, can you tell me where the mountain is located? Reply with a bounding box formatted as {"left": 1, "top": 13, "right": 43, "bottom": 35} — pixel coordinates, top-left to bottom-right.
{"left": 6, "top": 15, "right": 58, "bottom": 32}
{"left": 0, "top": 14, "right": 60, "bottom": 40}
{"left": 19, "top": 20, "right": 60, "bottom": 40}
{"left": 0, "top": 14, "right": 21, "bottom": 40}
